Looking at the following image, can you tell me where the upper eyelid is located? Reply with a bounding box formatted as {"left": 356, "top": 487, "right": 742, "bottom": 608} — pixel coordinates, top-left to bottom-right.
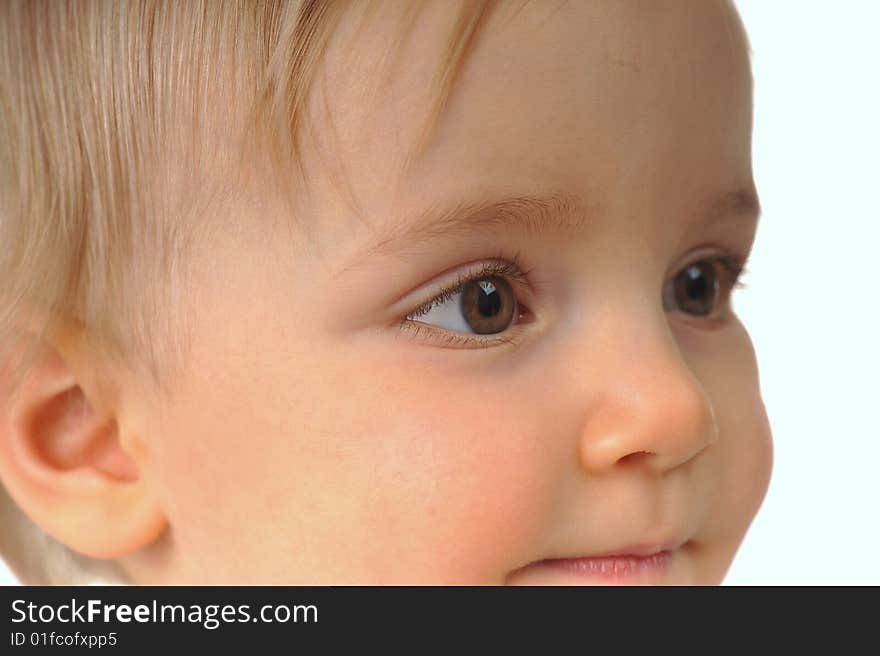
{"left": 405, "top": 257, "right": 534, "bottom": 319}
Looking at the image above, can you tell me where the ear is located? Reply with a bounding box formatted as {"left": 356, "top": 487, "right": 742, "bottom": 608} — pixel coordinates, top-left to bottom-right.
{"left": 0, "top": 321, "right": 167, "bottom": 560}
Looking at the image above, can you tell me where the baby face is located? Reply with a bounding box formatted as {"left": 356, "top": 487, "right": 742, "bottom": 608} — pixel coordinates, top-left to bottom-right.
{"left": 127, "top": 0, "right": 772, "bottom": 584}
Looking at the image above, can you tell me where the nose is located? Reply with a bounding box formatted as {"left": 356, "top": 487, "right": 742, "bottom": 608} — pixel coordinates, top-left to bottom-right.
{"left": 576, "top": 320, "right": 719, "bottom": 476}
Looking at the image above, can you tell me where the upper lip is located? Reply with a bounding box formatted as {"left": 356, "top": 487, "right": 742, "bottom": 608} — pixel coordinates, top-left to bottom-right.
{"left": 546, "top": 538, "right": 689, "bottom": 560}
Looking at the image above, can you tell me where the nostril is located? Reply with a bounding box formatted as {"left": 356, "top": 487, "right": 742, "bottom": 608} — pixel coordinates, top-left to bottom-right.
{"left": 618, "top": 451, "right": 655, "bottom": 466}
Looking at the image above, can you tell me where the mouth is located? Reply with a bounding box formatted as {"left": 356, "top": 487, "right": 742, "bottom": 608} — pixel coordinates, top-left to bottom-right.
{"left": 511, "top": 540, "right": 690, "bottom": 585}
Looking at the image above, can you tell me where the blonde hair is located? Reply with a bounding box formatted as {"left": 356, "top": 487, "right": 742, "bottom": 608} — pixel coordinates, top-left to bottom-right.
{"left": 0, "top": 0, "right": 497, "bottom": 584}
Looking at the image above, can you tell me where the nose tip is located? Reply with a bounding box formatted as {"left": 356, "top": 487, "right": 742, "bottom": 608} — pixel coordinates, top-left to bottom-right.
{"left": 578, "top": 368, "right": 718, "bottom": 476}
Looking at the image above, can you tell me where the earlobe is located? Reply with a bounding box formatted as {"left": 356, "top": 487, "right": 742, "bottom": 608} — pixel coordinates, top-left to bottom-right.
{"left": 0, "top": 331, "right": 167, "bottom": 560}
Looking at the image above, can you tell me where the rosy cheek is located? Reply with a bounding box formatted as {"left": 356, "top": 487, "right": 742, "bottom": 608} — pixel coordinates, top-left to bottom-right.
{"left": 721, "top": 348, "right": 774, "bottom": 513}
{"left": 375, "top": 385, "right": 554, "bottom": 582}
{"left": 703, "top": 386, "right": 773, "bottom": 552}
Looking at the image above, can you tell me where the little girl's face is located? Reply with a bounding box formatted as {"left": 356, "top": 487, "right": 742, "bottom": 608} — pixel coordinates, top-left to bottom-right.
{"left": 129, "top": 0, "right": 772, "bottom": 584}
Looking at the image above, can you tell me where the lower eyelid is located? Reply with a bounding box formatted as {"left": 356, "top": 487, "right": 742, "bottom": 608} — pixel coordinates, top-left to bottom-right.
{"left": 398, "top": 308, "right": 532, "bottom": 349}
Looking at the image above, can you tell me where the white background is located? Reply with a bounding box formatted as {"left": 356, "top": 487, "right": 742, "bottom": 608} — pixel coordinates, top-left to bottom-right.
{"left": 2, "top": 1, "right": 878, "bottom": 587}
{"left": 724, "top": 0, "right": 880, "bottom": 584}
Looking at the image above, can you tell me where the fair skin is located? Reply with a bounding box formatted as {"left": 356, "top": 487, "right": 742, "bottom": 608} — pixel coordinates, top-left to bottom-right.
{"left": 0, "top": 0, "right": 772, "bottom": 584}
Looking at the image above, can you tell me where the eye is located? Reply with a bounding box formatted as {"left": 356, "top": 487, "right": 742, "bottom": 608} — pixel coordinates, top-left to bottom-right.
{"left": 399, "top": 254, "right": 534, "bottom": 348}
{"left": 662, "top": 254, "right": 748, "bottom": 319}
{"left": 410, "top": 273, "right": 518, "bottom": 334}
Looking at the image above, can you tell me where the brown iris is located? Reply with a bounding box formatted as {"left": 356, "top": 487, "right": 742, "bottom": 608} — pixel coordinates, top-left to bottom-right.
{"left": 460, "top": 274, "right": 516, "bottom": 334}
{"left": 672, "top": 261, "right": 720, "bottom": 316}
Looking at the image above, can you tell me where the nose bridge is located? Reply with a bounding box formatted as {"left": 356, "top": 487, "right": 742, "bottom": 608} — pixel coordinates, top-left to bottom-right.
{"left": 576, "top": 300, "right": 718, "bottom": 475}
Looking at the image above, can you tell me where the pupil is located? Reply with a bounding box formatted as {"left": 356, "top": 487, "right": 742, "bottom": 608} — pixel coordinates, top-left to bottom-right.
{"left": 676, "top": 262, "right": 717, "bottom": 316}
{"left": 685, "top": 265, "right": 707, "bottom": 299}
{"left": 477, "top": 280, "right": 501, "bottom": 317}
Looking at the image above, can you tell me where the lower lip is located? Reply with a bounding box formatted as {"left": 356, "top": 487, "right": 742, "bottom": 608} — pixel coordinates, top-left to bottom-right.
{"left": 535, "top": 551, "right": 672, "bottom": 583}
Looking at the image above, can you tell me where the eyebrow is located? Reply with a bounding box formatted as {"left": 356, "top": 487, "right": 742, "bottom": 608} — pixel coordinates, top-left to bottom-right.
{"left": 344, "top": 187, "right": 761, "bottom": 267}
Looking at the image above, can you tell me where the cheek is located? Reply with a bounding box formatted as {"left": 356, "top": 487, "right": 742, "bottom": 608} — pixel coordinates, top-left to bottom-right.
{"left": 712, "top": 388, "right": 773, "bottom": 528}
{"left": 687, "top": 321, "right": 774, "bottom": 549}
{"left": 145, "top": 343, "right": 554, "bottom": 583}
{"left": 144, "top": 376, "right": 302, "bottom": 581}
{"left": 328, "top": 364, "right": 555, "bottom": 582}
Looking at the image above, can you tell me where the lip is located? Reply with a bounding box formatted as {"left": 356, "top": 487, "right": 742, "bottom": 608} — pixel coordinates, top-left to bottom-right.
{"left": 516, "top": 540, "right": 688, "bottom": 584}
{"left": 587, "top": 540, "right": 684, "bottom": 558}
{"left": 540, "top": 551, "right": 671, "bottom": 580}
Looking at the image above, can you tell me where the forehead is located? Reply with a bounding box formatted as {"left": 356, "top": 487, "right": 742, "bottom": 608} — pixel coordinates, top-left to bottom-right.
{"left": 299, "top": 0, "right": 754, "bottom": 256}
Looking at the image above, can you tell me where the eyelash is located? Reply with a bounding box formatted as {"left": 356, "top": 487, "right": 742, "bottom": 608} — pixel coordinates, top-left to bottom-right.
{"left": 718, "top": 254, "right": 750, "bottom": 291}
{"left": 398, "top": 249, "right": 750, "bottom": 348}
{"left": 703, "top": 253, "right": 750, "bottom": 326}
{"left": 398, "top": 249, "right": 539, "bottom": 349}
